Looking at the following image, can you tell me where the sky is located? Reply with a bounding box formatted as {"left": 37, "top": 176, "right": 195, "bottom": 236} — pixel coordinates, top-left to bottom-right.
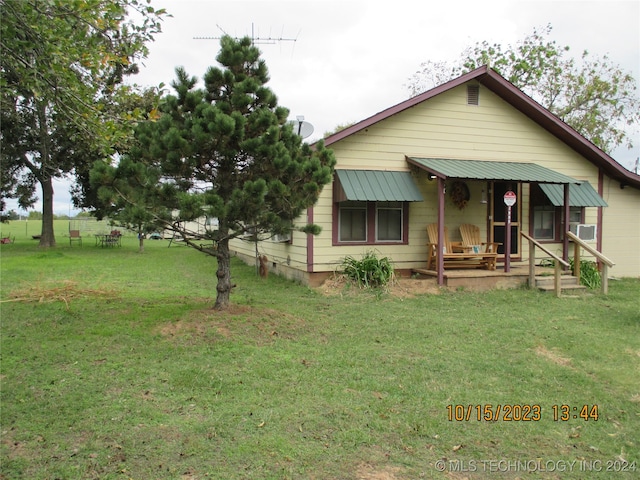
{"left": 9, "top": 0, "right": 640, "bottom": 216}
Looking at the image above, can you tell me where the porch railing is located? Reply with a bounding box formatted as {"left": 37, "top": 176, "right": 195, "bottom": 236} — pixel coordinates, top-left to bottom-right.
{"left": 566, "top": 231, "right": 615, "bottom": 294}
{"left": 520, "top": 231, "right": 570, "bottom": 298}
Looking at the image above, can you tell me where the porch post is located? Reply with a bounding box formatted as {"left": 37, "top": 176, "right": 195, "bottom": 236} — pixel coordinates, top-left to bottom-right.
{"left": 437, "top": 177, "right": 445, "bottom": 285}
{"left": 563, "top": 183, "right": 570, "bottom": 267}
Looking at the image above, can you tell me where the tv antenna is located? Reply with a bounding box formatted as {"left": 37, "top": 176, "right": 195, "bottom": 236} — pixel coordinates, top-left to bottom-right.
{"left": 194, "top": 23, "right": 298, "bottom": 46}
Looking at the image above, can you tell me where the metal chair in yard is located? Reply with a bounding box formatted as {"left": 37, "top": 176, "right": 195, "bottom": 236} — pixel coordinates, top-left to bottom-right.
{"left": 109, "top": 230, "right": 122, "bottom": 247}
{"left": 69, "top": 230, "right": 82, "bottom": 247}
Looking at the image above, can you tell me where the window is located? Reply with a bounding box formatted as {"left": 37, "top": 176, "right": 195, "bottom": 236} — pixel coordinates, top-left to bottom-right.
{"left": 376, "top": 202, "right": 403, "bottom": 241}
{"left": 335, "top": 201, "right": 408, "bottom": 245}
{"left": 530, "top": 185, "right": 584, "bottom": 241}
{"left": 339, "top": 202, "right": 367, "bottom": 242}
{"left": 562, "top": 207, "right": 584, "bottom": 240}
{"left": 533, "top": 206, "right": 555, "bottom": 240}
{"left": 566, "top": 208, "right": 583, "bottom": 224}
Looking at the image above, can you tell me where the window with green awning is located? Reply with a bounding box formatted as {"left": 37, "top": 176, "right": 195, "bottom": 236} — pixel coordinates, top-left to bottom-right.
{"left": 334, "top": 170, "right": 423, "bottom": 202}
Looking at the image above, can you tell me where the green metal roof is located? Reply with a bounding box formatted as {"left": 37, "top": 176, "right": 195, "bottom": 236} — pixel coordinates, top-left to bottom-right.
{"left": 406, "top": 157, "right": 581, "bottom": 184}
{"left": 335, "top": 170, "right": 424, "bottom": 202}
{"left": 539, "top": 182, "right": 608, "bottom": 207}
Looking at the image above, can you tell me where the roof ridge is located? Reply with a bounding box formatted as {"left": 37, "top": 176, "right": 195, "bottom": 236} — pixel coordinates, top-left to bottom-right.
{"left": 320, "top": 66, "right": 640, "bottom": 189}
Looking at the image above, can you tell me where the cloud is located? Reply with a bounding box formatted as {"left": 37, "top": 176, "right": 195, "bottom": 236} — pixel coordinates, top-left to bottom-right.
{"left": 135, "top": 1, "right": 638, "bottom": 135}
{"left": 7, "top": 0, "right": 639, "bottom": 214}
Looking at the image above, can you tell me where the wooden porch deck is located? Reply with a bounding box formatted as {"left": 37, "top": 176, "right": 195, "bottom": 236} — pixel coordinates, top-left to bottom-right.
{"left": 411, "top": 262, "right": 563, "bottom": 291}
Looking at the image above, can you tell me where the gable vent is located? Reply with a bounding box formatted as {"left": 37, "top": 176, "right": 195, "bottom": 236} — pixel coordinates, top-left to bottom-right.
{"left": 467, "top": 85, "right": 479, "bottom": 105}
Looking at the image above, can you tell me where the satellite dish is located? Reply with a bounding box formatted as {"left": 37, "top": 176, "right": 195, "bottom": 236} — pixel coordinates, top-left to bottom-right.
{"left": 288, "top": 116, "right": 314, "bottom": 139}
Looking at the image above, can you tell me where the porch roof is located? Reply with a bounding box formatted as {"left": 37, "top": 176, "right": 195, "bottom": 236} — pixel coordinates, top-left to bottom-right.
{"left": 334, "top": 169, "right": 424, "bottom": 202}
{"left": 406, "top": 157, "right": 582, "bottom": 185}
{"left": 540, "top": 182, "right": 608, "bottom": 207}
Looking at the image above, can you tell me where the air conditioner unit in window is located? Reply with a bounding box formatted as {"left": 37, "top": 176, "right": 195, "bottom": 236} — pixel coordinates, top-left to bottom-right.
{"left": 569, "top": 223, "right": 597, "bottom": 242}
{"left": 273, "top": 233, "right": 291, "bottom": 243}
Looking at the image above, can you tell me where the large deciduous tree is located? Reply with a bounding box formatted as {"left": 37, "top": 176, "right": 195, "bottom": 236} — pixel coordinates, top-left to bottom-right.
{"left": 0, "top": 0, "right": 165, "bottom": 243}
{"left": 406, "top": 24, "right": 639, "bottom": 154}
{"left": 92, "top": 36, "right": 336, "bottom": 310}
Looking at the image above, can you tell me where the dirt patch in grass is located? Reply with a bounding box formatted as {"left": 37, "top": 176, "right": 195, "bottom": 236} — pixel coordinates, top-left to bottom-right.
{"left": 158, "top": 304, "right": 306, "bottom": 345}
{"left": 534, "top": 345, "right": 572, "bottom": 367}
{"left": 318, "top": 275, "right": 441, "bottom": 298}
{"left": 626, "top": 348, "right": 640, "bottom": 358}
{"left": 1, "top": 429, "right": 27, "bottom": 461}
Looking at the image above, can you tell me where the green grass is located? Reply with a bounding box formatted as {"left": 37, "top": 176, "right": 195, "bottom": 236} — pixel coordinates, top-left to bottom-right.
{"left": 1, "top": 221, "right": 639, "bottom": 479}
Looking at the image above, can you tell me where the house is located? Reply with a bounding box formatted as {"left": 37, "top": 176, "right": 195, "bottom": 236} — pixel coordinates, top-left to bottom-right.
{"left": 230, "top": 66, "right": 640, "bottom": 286}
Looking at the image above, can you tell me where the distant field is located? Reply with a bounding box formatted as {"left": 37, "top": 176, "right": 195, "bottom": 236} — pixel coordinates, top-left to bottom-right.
{"left": 1, "top": 225, "right": 639, "bottom": 479}
{"left": 0, "top": 218, "right": 129, "bottom": 244}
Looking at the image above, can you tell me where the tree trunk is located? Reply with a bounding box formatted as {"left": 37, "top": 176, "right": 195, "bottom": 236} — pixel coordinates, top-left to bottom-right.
{"left": 214, "top": 237, "right": 232, "bottom": 310}
{"left": 39, "top": 178, "right": 56, "bottom": 247}
{"left": 37, "top": 100, "right": 56, "bottom": 248}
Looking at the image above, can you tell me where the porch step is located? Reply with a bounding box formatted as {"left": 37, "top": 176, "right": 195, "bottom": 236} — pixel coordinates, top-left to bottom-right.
{"left": 534, "top": 275, "right": 587, "bottom": 293}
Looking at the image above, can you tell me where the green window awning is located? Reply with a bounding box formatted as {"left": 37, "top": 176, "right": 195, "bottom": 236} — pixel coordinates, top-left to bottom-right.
{"left": 406, "top": 157, "right": 581, "bottom": 185}
{"left": 334, "top": 170, "right": 424, "bottom": 202}
{"left": 539, "top": 182, "right": 608, "bottom": 207}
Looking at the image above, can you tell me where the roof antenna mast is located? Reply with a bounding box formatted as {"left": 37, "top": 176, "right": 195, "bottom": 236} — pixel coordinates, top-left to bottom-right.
{"left": 193, "top": 22, "right": 298, "bottom": 47}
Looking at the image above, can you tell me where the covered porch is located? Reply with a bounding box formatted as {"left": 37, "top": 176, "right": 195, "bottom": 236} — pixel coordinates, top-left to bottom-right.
{"left": 405, "top": 157, "right": 593, "bottom": 286}
{"left": 410, "top": 227, "right": 615, "bottom": 296}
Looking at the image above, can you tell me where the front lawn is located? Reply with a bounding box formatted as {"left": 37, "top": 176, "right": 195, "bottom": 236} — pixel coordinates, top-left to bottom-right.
{"left": 1, "top": 232, "right": 638, "bottom": 479}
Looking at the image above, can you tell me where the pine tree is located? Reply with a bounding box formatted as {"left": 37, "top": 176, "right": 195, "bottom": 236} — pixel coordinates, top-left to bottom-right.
{"left": 114, "top": 35, "right": 335, "bottom": 309}
{"left": 90, "top": 155, "right": 171, "bottom": 253}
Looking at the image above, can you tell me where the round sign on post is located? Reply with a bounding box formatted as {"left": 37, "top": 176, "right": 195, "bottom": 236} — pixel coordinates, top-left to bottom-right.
{"left": 504, "top": 190, "right": 517, "bottom": 206}
{"left": 503, "top": 190, "right": 516, "bottom": 273}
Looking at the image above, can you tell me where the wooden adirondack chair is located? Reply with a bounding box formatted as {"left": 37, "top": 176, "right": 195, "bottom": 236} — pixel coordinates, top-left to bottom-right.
{"left": 459, "top": 224, "right": 500, "bottom": 253}
{"left": 458, "top": 224, "right": 499, "bottom": 270}
{"left": 426, "top": 223, "right": 498, "bottom": 271}
{"left": 426, "top": 223, "right": 462, "bottom": 253}
{"left": 426, "top": 223, "right": 474, "bottom": 270}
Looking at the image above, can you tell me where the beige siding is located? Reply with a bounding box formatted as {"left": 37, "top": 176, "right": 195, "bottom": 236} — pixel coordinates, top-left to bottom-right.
{"left": 526, "top": 181, "right": 640, "bottom": 278}
{"left": 310, "top": 84, "right": 625, "bottom": 273}
{"left": 600, "top": 179, "right": 640, "bottom": 277}
{"left": 233, "top": 81, "right": 640, "bottom": 280}
{"left": 229, "top": 220, "right": 311, "bottom": 274}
